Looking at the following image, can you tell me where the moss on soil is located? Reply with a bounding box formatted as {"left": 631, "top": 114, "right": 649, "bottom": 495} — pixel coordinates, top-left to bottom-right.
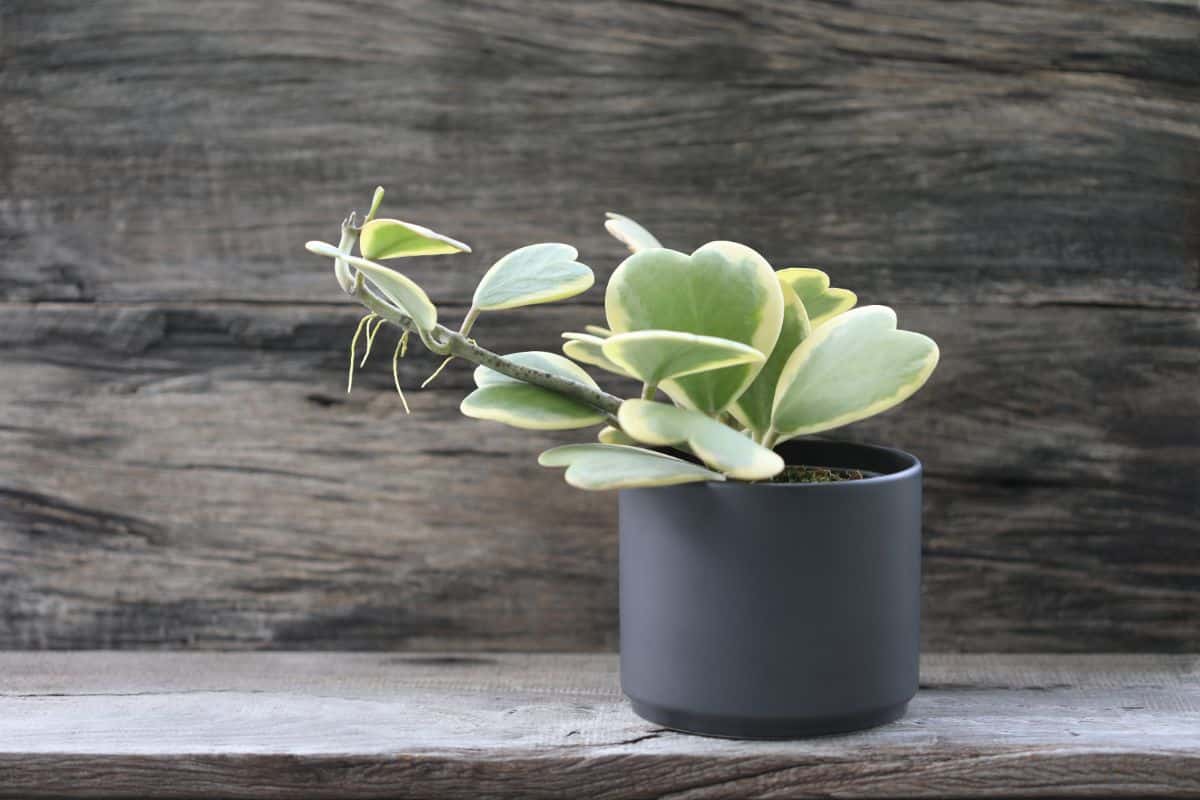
{"left": 769, "top": 465, "right": 866, "bottom": 483}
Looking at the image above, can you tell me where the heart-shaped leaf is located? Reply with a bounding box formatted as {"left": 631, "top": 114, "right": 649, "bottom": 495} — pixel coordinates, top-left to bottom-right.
{"left": 618, "top": 399, "right": 783, "bottom": 480}
{"left": 777, "top": 268, "right": 856, "bottom": 326}
{"left": 461, "top": 385, "right": 606, "bottom": 430}
{"left": 602, "top": 330, "right": 764, "bottom": 387}
{"left": 462, "top": 351, "right": 606, "bottom": 431}
{"left": 561, "top": 332, "right": 630, "bottom": 377}
{"left": 770, "top": 305, "right": 939, "bottom": 441}
{"left": 473, "top": 243, "right": 594, "bottom": 311}
{"left": 729, "top": 280, "right": 812, "bottom": 439}
{"left": 604, "top": 212, "right": 662, "bottom": 253}
{"left": 605, "top": 241, "right": 784, "bottom": 414}
{"left": 307, "top": 241, "right": 438, "bottom": 332}
{"left": 538, "top": 444, "right": 724, "bottom": 490}
{"left": 359, "top": 218, "right": 471, "bottom": 259}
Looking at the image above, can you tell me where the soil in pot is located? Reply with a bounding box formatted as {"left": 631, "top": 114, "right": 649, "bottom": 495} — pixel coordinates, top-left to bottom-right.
{"left": 768, "top": 464, "right": 874, "bottom": 483}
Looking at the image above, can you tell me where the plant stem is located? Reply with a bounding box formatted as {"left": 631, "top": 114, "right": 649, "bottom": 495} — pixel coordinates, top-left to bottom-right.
{"left": 445, "top": 331, "right": 623, "bottom": 414}
{"left": 640, "top": 383, "right": 657, "bottom": 400}
{"left": 761, "top": 428, "right": 780, "bottom": 450}
{"left": 350, "top": 283, "right": 623, "bottom": 416}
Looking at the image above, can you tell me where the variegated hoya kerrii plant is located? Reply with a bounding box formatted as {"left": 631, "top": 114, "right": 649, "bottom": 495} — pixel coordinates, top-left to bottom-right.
{"left": 306, "top": 188, "right": 939, "bottom": 490}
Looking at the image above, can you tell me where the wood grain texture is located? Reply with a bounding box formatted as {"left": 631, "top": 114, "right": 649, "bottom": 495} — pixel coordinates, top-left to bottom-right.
{"left": 0, "top": 0, "right": 1197, "bottom": 305}
{"left": 0, "top": 653, "right": 1198, "bottom": 798}
{"left": 0, "top": 0, "right": 1198, "bottom": 652}
{"left": 1, "top": 302, "right": 1197, "bottom": 651}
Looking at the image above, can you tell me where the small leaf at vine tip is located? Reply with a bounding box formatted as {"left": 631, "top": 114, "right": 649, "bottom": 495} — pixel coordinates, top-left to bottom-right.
{"left": 561, "top": 333, "right": 630, "bottom": 377}
{"left": 472, "top": 350, "right": 600, "bottom": 390}
{"left": 618, "top": 399, "right": 784, "bottom": 480}
{"left": 308, "top": 242, "right": 438, "bottom": 332}
{"left": 308, "top": 238, "right": 356, "bottom": 293}
{"left": 365, "top": 186, "right": 386, "bottom": 223}
{"left": 776, "top": 267, "right": 857, "bottom": 326}
{"left": 601, "top": 330, "right": 765, "bottom": 387}
{"left": 597, "top": 425, "right": 638, "bottom": 446}
{"left": 604, "top": 213, "right": 663, "bottom": 253}
{"left": 770, "top": 305, "right": 940, "bottom": 441}
{"left": 460, "top": 384, "right": 605, "bottom": 431}
{"left": 538, "top": 444, "right": 725, "bottom": 490}
{"left": 584, "top": 324, "right": 612, "bottom": 338}
{"left": 334, "top": 226, "right": 357, "bottom": 293}
{"left": 472, "top": 243, "right": 595, "bottom": 311}
{"left": 358, "top": 218, "right": 471, "bottom": 259}
{"left": 729, "top": 279, "right": 812, "bottom": 439}
{"left": 605, "top": 240, "right": 784, "bottom": 414}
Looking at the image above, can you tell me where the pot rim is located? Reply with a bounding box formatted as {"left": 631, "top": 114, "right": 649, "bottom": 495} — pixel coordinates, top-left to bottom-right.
{"left": 713, "top": 439, "right": 921, "bottom": 490}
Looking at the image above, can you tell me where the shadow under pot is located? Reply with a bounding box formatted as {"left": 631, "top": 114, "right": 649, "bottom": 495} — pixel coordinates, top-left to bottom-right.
{"left": 618, "top": 438, "right": 922, "bottom": 739}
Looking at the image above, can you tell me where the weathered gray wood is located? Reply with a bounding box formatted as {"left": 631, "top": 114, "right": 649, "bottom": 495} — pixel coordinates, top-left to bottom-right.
{"left": 0, "top": 1, "right": 1197, "bottom": 305}
{"left": 1, "top": 302, "right": 1197, "bottom": 652}
{"left": 1, "top": 0, "right": 1198, "bottom": 652}
{"left": 0, "top": 653, "right": 1197, "bottom": 798}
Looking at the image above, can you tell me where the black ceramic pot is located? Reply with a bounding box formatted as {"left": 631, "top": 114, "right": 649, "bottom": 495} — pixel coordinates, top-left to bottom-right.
{"left": 619, "top": 439, "right": 922, "bottom": 739}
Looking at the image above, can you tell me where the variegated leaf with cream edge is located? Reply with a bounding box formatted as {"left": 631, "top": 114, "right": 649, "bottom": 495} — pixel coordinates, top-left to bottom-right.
{"left": 777, "top": 268, "right": 856, "bottom": 326}
{"left": 561, "top": 332, "right": 630, "bottom": 377}
{"left": 604, "top": 212, "right": 662, "bottom": 253}
{"left": 605, "top": 241, "right": 784, "bottom": 415}
{"left": 729, "top": 279, "right": 812, "bottom": 439}
{"left": 359, "top": 218, "right": 472, "bottom": 259}
{"left": 473, "top": 243, "right": 594, "bottom": 311}
{"left": 460, "top": 351, "right": 606, "bottom": 431}
{"left": 306, "top": 241, "right": 438, "bottom": 332}
{"left": 538, "top": 443, "right": 723, "bottom": 490}
{"left": 602, "top": 330, "right": 765, "bottom": 388}
{"left": 769, "top": 305, "right": 940, "bottom": 442}
{"left": 597, "top": 425, "right": 637, "bottom": 446}
{"left": 618, "top": 399, "right": 783, "bottom": 480}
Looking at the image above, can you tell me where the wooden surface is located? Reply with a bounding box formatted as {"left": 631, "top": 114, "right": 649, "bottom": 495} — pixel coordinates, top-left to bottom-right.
{"left": 1, "top": 1, "right": 1199, "bottom": 652}
{"left": 0, "top": 653, "right": 1197, "bottom": 799}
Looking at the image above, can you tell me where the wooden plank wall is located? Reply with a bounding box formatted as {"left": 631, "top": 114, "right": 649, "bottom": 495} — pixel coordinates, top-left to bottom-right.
{"left": 1, "top": 0, "right": 1197, "bottom": 651}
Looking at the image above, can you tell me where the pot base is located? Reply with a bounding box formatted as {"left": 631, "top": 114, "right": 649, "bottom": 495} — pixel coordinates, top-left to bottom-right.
{"left": 629, "top": 699, "right": 909, "bottom": 739}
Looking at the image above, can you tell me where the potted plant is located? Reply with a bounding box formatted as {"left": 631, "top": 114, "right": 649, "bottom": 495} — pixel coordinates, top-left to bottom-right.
{"left": 306, "top": 188, "right": 939, "bottom": 738}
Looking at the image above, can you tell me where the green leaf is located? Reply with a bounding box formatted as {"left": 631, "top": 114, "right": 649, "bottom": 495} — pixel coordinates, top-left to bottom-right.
{"left": 605, "top": 241, "right": 784, "bottom": 414}
{"left": 473, "top": 243, "right": 594, "bottom": 311}
{"left": 618, "top": 399, "right": 783, "bottom": 480}
{"left": 538, "top": 444, "right": 724, "bottom": 490}
{"left": 602, "top": 330, "right": 764, "bottom": 387}
{"left": 604, "top": 212, "right": 662, "bottom": 253}
{"left": 770, "top": 305, "right": 939, "bottom": 441}
{"left": 359, "top": 218, "right": 471, "bottom": 259}
{"left": 307, "top": 241, "right": 439, "bottom": 331}
{"left": 776, "top": 268, "right": 856, "bottom": 326}
{"left": 463, "top": 351, "right": 606, "bottom": 431}
{"left": 472, "top": 351, "right": 600, "bottom": 390}
{"left": 461, "top": 384, "right": 606, "bottom": 430}
{"left": 333, "top": 223, "right": 357, "bottom": 293}
{"left": 729, "top": 280, "right": 812, "bottom": 439}
{"left": 597, "top": 425, "right": 637, "bottom": 446}
{"left": 561, "top": 332, "right": 630, "bottom": 377}
{"left": 584, "top": 324, "right": 612, "bottom": 338}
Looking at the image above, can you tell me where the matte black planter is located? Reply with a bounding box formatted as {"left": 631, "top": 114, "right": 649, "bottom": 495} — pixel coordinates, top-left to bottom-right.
{"left": 619, "top": 439, "right": 922, "bottom": 739}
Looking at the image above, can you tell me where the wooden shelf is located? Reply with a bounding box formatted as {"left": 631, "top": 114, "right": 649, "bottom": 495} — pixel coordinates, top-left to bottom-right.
{"left": 1, "top": 653, "right": 1197, "bottom": 798}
